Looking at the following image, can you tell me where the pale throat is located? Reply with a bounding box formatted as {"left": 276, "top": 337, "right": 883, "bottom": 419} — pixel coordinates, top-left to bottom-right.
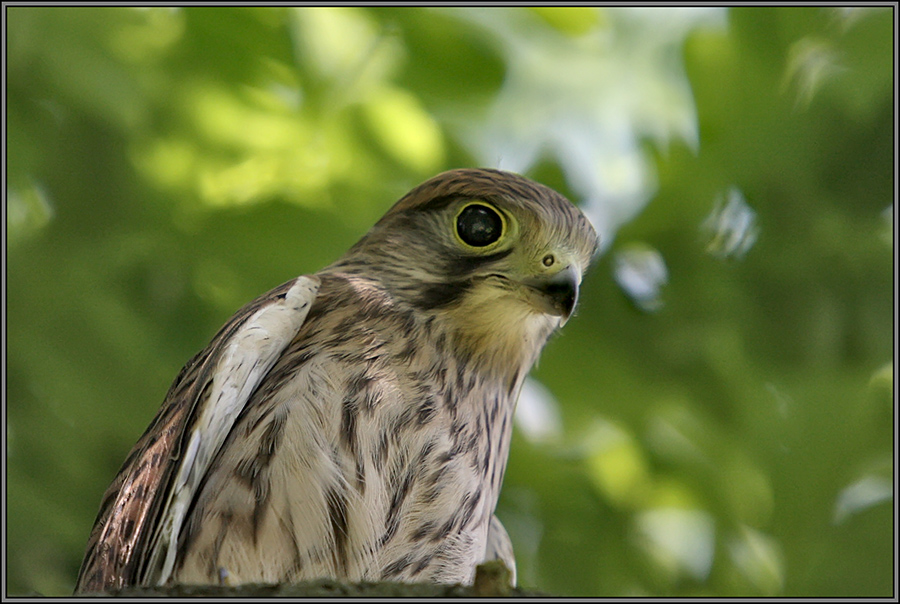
{"left": 444, "top": 292, "right": 559, "bottom": 381}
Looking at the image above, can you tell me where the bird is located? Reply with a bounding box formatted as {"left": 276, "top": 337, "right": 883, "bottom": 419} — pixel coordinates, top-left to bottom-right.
{"left": 74, "top": 168, "right": 599, "bottom": 594}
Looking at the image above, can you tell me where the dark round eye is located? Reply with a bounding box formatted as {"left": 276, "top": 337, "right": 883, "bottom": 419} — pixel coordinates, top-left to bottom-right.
{"left": 456, "top": 203, "right": 503, "bottom": 247}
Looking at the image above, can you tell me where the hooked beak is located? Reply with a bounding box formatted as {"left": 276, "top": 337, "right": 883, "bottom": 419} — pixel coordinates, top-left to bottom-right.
{"left": 524, "top": 265, "right": 581, "bottom": 321}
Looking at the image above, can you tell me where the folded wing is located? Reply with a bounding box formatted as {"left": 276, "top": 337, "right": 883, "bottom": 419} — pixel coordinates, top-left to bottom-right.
{"left": 74, "top": 276, "right": 320, "bottom": 594}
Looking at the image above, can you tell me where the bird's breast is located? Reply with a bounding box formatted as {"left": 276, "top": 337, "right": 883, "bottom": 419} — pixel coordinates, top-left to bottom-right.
{"left": 173, "top": 277, "right": 519, "bottom": 586}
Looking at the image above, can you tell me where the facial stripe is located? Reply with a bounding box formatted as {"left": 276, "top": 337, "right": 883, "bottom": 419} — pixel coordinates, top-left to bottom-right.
{"left": 414, "top": 279, "right": 474, "bottom": 311}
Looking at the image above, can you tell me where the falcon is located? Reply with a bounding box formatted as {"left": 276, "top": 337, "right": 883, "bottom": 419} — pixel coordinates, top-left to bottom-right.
{"left": 74, "top": 168, "right": 599, "bottom": 593}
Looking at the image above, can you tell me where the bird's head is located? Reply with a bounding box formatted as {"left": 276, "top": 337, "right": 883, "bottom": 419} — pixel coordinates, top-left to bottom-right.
{"left": 329, "top": 168, "right": 599, "bottom": 374}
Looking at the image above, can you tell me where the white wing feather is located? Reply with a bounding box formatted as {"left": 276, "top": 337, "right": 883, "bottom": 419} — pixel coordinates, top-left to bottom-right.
{"left": 153, "top": 276, "right": 320, "bottom": 584}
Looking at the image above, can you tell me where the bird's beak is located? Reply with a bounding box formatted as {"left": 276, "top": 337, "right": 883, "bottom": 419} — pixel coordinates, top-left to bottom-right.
{"left": 524, "top": 265, "right": 581, "bottom": 322}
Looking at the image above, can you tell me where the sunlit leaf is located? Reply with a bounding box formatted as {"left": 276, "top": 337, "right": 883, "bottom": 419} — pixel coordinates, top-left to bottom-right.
{"left": 584, "top": 419, "right": 653, "bottom": 508}
{"left": 529, "top": 7, "right": 603, "bottom": 37}
{"left": 701, "top": 187, "right": 759, "bottom": 260}
{"left": 782, "top": 37, "right": 845, "bottom": 108}
{"left": 633, "top": 507, "right": 716, "bottom": 583}
{"left": 613, "top": 243, "right": 668, "bottom": 312}
{"left": 514, "top": 377, "right": 564, "bottom": 444}
{"left": 7, "top": 180, "right": 54, "bottom": 247}
{"left": 362, "top": 86, "right": 445, "bottom": 173}
{"left": 727, "top": 526, "right": 784, "bottom": 595}
{"left": 833, "top": 475, "right": 893, "bottom": 525}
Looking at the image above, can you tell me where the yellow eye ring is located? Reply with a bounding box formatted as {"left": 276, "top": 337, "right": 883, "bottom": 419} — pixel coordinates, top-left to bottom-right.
{"left": 454, "top": 202, "right": 507, "bottom": 250}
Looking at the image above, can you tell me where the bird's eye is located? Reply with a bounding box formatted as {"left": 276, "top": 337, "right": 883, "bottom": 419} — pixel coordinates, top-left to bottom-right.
{"left": 456, "top": 203, "right": 504, "bottom": 248}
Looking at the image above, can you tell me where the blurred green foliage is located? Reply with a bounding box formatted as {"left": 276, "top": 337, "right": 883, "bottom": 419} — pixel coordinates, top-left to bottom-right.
{"left": 6, "top": 6, "right": 894, "bottom": 597}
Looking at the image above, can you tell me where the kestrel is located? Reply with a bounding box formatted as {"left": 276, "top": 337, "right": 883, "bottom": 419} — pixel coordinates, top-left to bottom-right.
{"left": 74, "top": 168, "right": 599, "bottom": 593}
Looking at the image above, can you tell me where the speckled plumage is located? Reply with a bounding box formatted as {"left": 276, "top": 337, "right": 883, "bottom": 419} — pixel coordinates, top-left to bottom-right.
{"left": 75, "top": 168, "right": 598, "bottom": 593}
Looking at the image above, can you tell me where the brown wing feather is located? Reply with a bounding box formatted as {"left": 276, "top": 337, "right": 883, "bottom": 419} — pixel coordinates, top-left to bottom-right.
{"left": 74, "top": 279, "right": 301, "bottom": 594}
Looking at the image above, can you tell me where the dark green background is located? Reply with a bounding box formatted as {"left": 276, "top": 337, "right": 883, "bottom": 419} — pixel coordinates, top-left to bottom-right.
{"left": 6, "top": 6, "right": 894, "bottom": 597}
